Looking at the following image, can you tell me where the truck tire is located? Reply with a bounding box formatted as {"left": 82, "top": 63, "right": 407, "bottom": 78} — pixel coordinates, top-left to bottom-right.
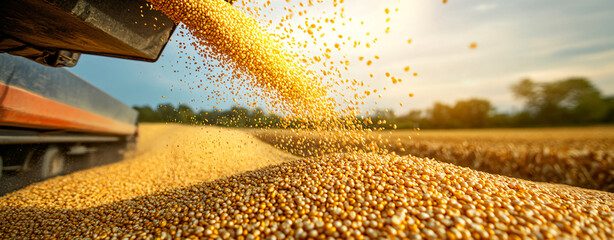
{"left": 0, "top": 156, "right": 3, "bottom": 179}
{"left": 39, "top": 145, "right": 66, "bottom": 179}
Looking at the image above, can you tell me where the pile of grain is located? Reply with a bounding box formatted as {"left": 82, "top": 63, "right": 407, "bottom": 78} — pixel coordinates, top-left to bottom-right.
{"left": 0, "top": 124, "right": 296, "bottom": 210}
{"left": 1, "top": 150, "right": 612, "bottom": 239}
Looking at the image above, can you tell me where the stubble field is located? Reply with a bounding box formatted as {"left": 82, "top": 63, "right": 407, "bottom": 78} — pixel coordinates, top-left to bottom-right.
{"left": 252, "top": 126, "right": 614, "bottom": 192}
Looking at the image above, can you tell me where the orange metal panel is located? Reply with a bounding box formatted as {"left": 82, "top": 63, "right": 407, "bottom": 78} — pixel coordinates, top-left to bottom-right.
{"left": 0, "top": 83, "right": 136, "bottom": 136}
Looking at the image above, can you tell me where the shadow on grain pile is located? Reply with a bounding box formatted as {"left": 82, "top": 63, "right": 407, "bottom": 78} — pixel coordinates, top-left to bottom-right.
{"left": 0, "top": 143, "right": 131, "bottom": 196}
{"left": 251, "top": 128, "right": 614, "bottom": 192}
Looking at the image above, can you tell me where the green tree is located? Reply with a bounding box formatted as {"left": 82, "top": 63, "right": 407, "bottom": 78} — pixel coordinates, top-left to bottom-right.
{"left": 428, "top": 102, "right": 455, "bottom": 128}
{"left": 133, "top": 106, "right": 163, "bottom": 122}
{"left": 451, "top": 98, "right": 493, "bottom": 128}
{"left": 511, "top": 78, "right": 608, "bottom": 125}
{"left": 177, "top": 104, "right": 196, "bottom": 124}
{"left": 604, "top": 96, "right": 614, "bottom": 123}
{"left": 157, "top": 103, "right": 180, "bottom": 123}
{"left": 396, "top": 110, "right": 423, "bottom": 129}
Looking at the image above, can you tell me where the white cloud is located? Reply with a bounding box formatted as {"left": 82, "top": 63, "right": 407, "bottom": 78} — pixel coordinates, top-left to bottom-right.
{"left": 474, "top": 3, "right": 497, "bottom": 12}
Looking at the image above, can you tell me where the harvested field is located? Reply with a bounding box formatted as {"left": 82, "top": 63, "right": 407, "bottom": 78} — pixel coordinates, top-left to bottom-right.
{"left": 253, "top": 126, "right": 614, "bottom": 192}
{"left": 1, "top": 124, "right": 613, "bottom": 239}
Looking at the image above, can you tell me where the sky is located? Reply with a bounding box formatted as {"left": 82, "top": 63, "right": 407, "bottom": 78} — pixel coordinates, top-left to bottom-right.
{"left": 69, "top": 0, "right": 614, "bottom": 115}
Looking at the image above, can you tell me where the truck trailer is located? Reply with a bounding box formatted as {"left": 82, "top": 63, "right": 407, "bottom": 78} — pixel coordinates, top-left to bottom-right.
{"left": 0, "top": 53, "right": 139, "bottom": 181}
{"left": 0, "top": 0, "right": 181, "bottom": 189}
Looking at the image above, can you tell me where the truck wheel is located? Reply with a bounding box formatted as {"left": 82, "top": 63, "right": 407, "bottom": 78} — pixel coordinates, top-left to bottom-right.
{"left": 40, "top": 145, "right": 66, "bottom": 179}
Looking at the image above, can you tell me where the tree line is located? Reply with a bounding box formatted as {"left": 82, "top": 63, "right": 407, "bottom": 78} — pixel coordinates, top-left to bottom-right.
{"left": 133, "top": 104, "right": 287, "bottom": 128}
{"left": 134, "top": 77, "right": 614, "bottom": 129}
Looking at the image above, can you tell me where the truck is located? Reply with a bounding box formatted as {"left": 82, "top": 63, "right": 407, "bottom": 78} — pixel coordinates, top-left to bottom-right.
{"left": 0, "top": 53, "right": 139, "bottom": 181}
{"left": 0, "top": 0, "right": 183, "bottom": 187}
